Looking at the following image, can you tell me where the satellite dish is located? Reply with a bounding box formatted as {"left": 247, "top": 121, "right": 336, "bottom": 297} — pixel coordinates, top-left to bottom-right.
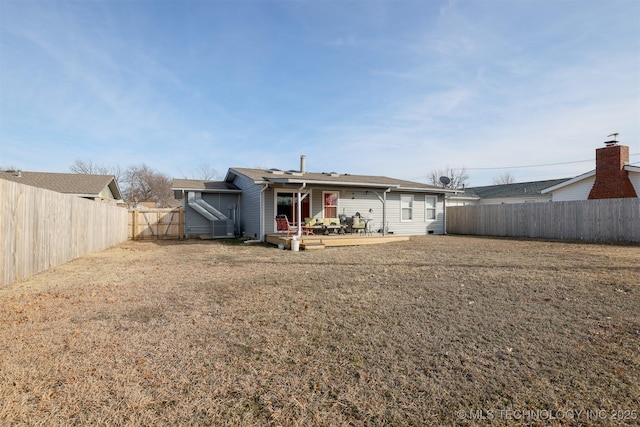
{"left": 439, "top": 176, "right": 451, "bottom": 186}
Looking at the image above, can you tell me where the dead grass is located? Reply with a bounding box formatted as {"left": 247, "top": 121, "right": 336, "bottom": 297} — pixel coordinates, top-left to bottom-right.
{"left": 1, "top": 236, "right": 638, "bottom": 426}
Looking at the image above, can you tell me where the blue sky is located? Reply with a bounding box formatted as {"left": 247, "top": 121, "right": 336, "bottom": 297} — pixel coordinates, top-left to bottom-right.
{"left": 1, "top": 0, "right": 638, "bottom": 186}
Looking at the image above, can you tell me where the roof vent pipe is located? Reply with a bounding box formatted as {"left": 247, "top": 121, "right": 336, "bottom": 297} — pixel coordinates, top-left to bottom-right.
{"left": 300, "top": 155, "right": 306, "bottom": 173}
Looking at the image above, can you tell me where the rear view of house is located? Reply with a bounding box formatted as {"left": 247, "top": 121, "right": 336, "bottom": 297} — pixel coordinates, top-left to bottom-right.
{"left": 173, "top": 157, "right": 455, "bottom": 241}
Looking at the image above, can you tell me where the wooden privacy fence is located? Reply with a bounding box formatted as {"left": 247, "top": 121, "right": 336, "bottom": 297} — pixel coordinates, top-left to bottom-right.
{"left": 446, "top": 198, "right": 640, "bottom": 243}
{"left": 129, "top": 208, "right": 184, "bottom": 240}
{"left": 1, "top": 179, "right": 129, "bottom": 287}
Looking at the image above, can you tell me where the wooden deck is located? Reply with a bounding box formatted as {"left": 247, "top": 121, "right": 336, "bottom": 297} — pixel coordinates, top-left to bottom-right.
{"left": 266, "top": 232, "right": 409, "bottom": 250}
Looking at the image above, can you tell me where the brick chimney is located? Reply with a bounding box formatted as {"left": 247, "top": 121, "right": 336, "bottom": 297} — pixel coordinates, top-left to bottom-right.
{"left": 588, "top": 142, "right": 637, "bottom": 199}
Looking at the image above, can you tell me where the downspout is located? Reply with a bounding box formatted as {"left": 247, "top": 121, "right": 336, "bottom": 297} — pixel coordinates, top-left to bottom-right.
{"left": 260, "top": 183, "right": 269, "bottom": 241}
{"left": 382, "top": 188, "right": 391, "bottom": 236}
{"left": 443, "top": 194, "right": 447, "bottom": 235}
{"left": 296, "top": 183, "right": 306, "bottom": 238}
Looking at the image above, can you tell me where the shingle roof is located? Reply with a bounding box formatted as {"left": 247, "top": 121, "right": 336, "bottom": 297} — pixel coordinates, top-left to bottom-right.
{"left": 0, "top": 171, "right": 122, "bottom": 199}
{"left": 172, "top": 178, "right": 241, "bottom": 192}
{"left": 226, "top": 167, "right": 450, "bottom": 193}
{"left": 463, "top": 178, "right": 571, "bottom": 199}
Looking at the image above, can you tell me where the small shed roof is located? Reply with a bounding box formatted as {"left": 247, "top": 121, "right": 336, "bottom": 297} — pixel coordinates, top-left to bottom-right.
{"left": 172, "top": 178, "right": 241, "bottom": 193}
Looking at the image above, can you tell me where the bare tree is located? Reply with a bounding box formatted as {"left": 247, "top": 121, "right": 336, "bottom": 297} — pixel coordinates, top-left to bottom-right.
{"left": 493, "top": 172, "right": 516, "bottom": 185}
{"left": 123, "top": 164, "right": 173, "bottom": 207}
{"left": 194, "top": 164, "right": 220, "bottom": 180}
{"left": 70, "top": 160, "right": 173, "bottom": 205}
{"left": 70, "top": 159, "right": 122, "bottom": 182}
{"left": 177, "top": 164, "right": 221, "bottom": 180}
{"left": 427, "top": 167, "right": 469, "bottom": 189}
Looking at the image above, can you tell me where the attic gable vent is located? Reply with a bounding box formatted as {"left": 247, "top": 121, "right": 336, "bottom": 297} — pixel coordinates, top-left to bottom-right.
{"left": 268, "top": 168, "right": 284, "bottom": 175}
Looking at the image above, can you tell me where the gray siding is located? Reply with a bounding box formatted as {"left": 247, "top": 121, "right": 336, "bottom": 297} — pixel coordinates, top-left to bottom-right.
{"left": 264, "top": 187, "right": 275, "bottom": 235}
{"left": 232, "top": 174, "right": 263, "bottom": 239}
{"left": 300, "top": 188, "right": 386, "bottom": 227}
{"left": 183, "top": 192, "right": 240, "bottom": 237}
{"left": 293, "top": 188, "right": 445, "bottom": 235}
{"left": 184, "top": 200, "right": 210, "bottom": 236}
{"left": 333, "top": 190, "right": 385, "bottom": 232}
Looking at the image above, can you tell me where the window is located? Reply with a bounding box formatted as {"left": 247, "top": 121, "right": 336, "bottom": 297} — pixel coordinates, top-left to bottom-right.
{"left": 425, "top": 196, "right": 436, "bottom": 220}
{"left": 401, "top": 195, "right": 413, "bottom": 221}
{"left": 276, "top": 191, "right": 310, "bottom": 223}
{"left": 323, "top": 192, "right": 338, "bottom": 218}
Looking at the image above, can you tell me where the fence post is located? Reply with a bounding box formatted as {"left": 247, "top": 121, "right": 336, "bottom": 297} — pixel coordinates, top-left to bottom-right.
{"left": 132, "top": 211, "right": 138, "bottom": 241}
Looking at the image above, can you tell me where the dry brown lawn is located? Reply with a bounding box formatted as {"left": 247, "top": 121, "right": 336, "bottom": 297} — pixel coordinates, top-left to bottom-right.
{"left": 1, "top": 236, "right": 638, "bottom": 426}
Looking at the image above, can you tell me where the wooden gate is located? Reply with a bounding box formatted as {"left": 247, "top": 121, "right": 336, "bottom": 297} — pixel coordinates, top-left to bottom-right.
{"left": 129, "top": 208, "right": 184, "bottom": 240}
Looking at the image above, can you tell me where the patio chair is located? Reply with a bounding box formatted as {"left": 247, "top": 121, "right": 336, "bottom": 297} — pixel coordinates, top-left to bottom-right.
{"left": 275, "top": 215, "right": 297, "bottom": 237}
{"left": 348, "top": 216, "right": 366, "bottom": 234}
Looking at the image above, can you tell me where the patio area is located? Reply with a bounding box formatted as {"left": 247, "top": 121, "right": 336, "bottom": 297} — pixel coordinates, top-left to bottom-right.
{"left": 266, "top": 232, "right": 410, "bottom": 250}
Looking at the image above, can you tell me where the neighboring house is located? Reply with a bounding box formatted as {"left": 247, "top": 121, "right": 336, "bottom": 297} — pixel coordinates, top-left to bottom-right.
{"left": 172, "top": 156, "right": 455, "bottom": 240}
{"left": 448, "top": 178, "right": 571, "bottom": 206}
{"left": 0, "top": 170, "right": 124, "bottom": 202}
{"left": 449, "top": 142, "right": 639, "bottom": 205}
{"left": 542, "top": 142, "right": 639, "bottom": 201}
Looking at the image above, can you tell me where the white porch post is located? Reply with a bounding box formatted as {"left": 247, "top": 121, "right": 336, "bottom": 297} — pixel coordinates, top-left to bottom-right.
{"left": 382, "top": 189, "right": 388, "bottom": 236}
{"left": 260, "top": 184, "right": 269, "bottom": 241}
{"left": 296, "top": 183, "right": 306, "bottom": 238}
{"left": 297, "top": 188, "right": 302, "bottom": 237}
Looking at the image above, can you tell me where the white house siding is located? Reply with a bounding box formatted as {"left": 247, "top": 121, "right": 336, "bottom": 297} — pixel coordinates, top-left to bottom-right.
{"left": 99, "top": 186, "right": 115, "bottom": 200}
{"left": 447, "top": 198, "right": 478, "bottom": 207}
{"left": 478, "top": 196, "right": 551, "bottom": 205}
{"left": 232, "top": 174, "right": 264, "bottom": 239}
{"left": 384, "top": 192, "right": 445, "bottom": 235}
{"left": 336, "top": 190, "right": 385, "bottom": 220}
{"left": 551, "top": 177, "right": 595, "bottom": 201}
{"left": 628, "top": 171, "right": 640, "bottom": 195}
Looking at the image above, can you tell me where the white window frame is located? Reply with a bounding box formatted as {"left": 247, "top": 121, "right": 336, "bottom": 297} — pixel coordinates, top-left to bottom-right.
{"left": 322, "top": 191, "right": 339, "bottom": 218}
{"left": 400, "top": 194, "right": 413, "bottom": 221}
{"left": 425, "top": 195, "right": 437, "bottom": 221}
